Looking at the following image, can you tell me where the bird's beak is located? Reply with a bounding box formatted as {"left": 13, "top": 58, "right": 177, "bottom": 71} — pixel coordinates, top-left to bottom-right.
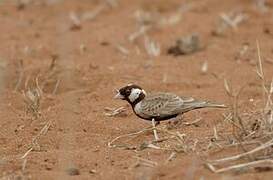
{"left": 114, "top": 91, "right": 124, "bottom": 99}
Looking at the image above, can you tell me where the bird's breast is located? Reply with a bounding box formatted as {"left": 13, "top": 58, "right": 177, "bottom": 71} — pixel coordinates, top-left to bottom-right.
{"left": 133, "top": 101, "right": 150, "bottom": 119}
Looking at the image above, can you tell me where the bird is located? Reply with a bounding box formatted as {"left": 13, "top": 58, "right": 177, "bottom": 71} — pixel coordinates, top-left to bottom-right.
{"left": 114, "top": 84, "right": 226, "bottom": 140}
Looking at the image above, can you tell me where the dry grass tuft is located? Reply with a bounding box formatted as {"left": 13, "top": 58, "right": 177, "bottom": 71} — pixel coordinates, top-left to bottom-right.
{"left": 22, "top": 75, "right": 43, "bottom": 119}
{"left": 254, "top": 0, "right": 268, "bottom": 13}
{"left": 144, "top": 36, "right": 161, "bottom": 57}
{"left": 212, "top": 10, "right": 247, "bottom": 36}
{"left": 129, "top": 3, "right": 192, "bottom": 42}
{"left": 206, "top": 41, "right": 273, "bottom": 173}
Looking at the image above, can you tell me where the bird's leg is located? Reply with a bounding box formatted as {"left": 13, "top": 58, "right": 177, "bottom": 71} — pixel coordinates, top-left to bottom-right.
{"left": 147, "top": 121, "right": 159, "bottom": 128}
{"left": 152, "top": 118, "right": 159, "bottom": 141}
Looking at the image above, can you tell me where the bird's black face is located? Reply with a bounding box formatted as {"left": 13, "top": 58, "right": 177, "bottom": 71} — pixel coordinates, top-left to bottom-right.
{"left": 114, "top": 84, "right": 146, "bottom": 104}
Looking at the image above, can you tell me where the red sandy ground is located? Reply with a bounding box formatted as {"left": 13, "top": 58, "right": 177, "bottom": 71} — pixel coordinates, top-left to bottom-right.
{"left": 0, "top": 0, "right": 273, "bottom": 179}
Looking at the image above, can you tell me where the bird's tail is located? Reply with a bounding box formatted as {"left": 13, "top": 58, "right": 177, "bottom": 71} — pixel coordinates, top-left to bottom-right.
{"left": 202, "top": 101, "right": 227, "bottom": 108}
{"left": 183, "top": 100, "right": 227, "bottom": 111}
{"left": 194, "top": 101, "right": 227, "bottom": 109}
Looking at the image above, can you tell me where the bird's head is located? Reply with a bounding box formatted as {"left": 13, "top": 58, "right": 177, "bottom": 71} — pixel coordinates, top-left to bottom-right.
{"left": 114, "top": 84, "right": 146, "bottom": 105}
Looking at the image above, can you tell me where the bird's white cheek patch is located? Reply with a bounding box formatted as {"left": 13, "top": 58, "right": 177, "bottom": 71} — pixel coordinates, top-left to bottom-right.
{"left": 128, "top": 88, "right": 141, "bottom": 103}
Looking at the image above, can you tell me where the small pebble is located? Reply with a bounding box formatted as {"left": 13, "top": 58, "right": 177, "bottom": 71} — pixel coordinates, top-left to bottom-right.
{"left": 89, "top": 169, "right": 97, "bottom": 174}
{"left": 66, "top": 167, "right": 80, "bottom": 176}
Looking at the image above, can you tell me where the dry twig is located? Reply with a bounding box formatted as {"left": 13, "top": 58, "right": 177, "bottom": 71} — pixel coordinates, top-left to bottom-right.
{"left": 20, "top": 120, "right": 52, "bottom": 159}
{"left": 104, "top": 107, "right": 126, "bottom": 117}
{"left": 206, "top": 159, "right": 273, "bottom": 173}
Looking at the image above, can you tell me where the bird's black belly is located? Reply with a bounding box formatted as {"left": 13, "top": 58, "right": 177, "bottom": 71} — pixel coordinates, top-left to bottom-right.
{"left": 136, "top": 113, "right": 179, "bottom": 121}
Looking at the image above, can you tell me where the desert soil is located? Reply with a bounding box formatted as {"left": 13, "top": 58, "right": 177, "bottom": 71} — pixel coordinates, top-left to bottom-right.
{"left": 1, "top": 0, "right": 273, "bottom": 179}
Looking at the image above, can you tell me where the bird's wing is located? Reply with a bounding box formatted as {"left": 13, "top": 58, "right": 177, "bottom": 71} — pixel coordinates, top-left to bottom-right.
{"left": 138, "top": 91, "right": 226, "bottom": 119}
{"left": 139, "top": 93, "right": 185, "bottom": 117}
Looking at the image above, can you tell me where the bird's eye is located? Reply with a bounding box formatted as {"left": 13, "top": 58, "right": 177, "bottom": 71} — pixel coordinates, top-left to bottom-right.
{"left": 126, "top": 89, "right": 130, "bottom": 94}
